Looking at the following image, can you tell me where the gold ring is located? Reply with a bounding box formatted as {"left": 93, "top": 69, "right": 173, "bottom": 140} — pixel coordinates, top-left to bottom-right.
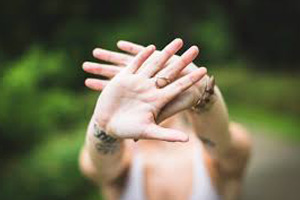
{"left": 155, "top": 76, "right": 171, "bottom": 88}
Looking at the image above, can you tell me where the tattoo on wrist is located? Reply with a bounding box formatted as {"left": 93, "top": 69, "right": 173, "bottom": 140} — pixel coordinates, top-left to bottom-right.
{"left": 93, "top": 122, "right": 120, "bottom": 155}
{"left": 192, "top": 76, "right": 216, "bottom": 112}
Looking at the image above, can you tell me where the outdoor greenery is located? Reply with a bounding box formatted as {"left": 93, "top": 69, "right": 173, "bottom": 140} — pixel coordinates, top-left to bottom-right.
{"left": 0, "top": 0, "right": 299, "bottom": 199}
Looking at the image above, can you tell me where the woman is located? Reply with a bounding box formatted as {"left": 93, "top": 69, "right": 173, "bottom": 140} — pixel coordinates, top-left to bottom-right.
{"left": 79, "top": 39, "right": 252, "bottom": 200}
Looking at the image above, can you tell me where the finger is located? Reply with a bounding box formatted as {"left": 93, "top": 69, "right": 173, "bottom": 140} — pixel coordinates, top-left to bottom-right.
{"left": 157, "top": 92, "right": 194, "bottom": 124}
{"left": 93, "top": 48, "right": 132, "bottom": 65}
{"left": 137, "top": 38, "right": 183, "bottom": 77}
{"left": 126, "top": 45, "right": 156, "bottom": 73}
{"left": 155, "top": 46, "right": 199, "bottom": 87}
{"left": 82, "top": 62, "right": 121, "bottom": 78}
{"left": 117, "top": 40, "right": 145, "bottom": 55}
{"left": 142, "top": 124, "right": 189, "bottom": 142}
{"left": 162, "top": 67, "right": 207, "bottom": 102}
{"left": 84, "top": 78, "right": 108, "bottom": 91}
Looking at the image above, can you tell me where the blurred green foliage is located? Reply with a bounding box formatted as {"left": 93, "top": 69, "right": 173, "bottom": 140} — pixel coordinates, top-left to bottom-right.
{"left": 0, "top": 47, "right": 100, "bottom": 200}
{"left": 0, "top": 129, "right": 99, "bottom": 200}
{"left": 0, "top": 0, "right": 299, "bottom": 199}
{"left": 0, "top": 47, "right": 85, "bottom": 155}
{"left": 212, "top": 66, "right": 300, "bottom": 140}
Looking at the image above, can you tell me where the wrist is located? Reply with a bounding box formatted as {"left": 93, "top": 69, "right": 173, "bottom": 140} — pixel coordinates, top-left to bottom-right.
{"left": 93, "top": 121, "right": 118, "bottom": 142}
{"left": 92, "top": 108, "right": 108, "bottom": 129}
{"left": 191, "top": 75, "right": 208, "bottom": 105}
{"left": 88, "top": 119, "right": 121, "bottom": 155}
{"left": 91, "top": 117, "right": 119, "bottom": 139}
{"left": 191, "top": 75, "right": 216, "bottom": 112}
{"left": 92, "top": 110, "right": 118, "bottom": 137}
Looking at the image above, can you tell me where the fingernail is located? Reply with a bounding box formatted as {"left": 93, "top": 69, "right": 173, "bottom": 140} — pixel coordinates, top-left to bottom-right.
{"left": 84, "top": 79, "right": 90, "bottom": 86}
{"left": 191, "top": 45, "right": 199, "bottom": 52}
{"left": 117, "top": 40, "right": 125, "bottom": 47}
{"left": 148, "top": 45, "right": 156, "bottom": 51}
{"left": 92, "top": 48, "right": 101, "bottom": 56}
{"left": 174, "top": 38, "right": 183, "bottom": 45}
{"left": 82, "top": 62, "right": 89, "bottom": 69}
{"left": 199, "top": 67, "right": 207, "bottom": 74}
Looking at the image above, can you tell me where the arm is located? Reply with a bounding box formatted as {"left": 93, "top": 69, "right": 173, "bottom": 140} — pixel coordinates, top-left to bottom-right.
{"left": 188, "top": 79, "right": 232, "bottom": 158}
{"left": 187, "top": 77, "right": 252, "bottom": 199}
{"left": 113, "top": 39, "right": 252, "bottom": 175}
{"left": 80, "top": 39, "right": 207, "bottom": 185}
{"left": 79, "top": 118, "right": 129, "bottom": 184}
{"left": 81, "top": 39, "right": 252, "bottom": 197}
{"left": 114, "top": 40, "right": 252, "bottom": 199}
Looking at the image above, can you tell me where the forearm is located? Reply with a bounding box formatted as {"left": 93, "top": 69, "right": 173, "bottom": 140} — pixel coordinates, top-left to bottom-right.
{"left": 80, "top": 115, "right": 128, "bottom": 183}
{"left": 187, "top": 76, "right": 231, "bottom": 158}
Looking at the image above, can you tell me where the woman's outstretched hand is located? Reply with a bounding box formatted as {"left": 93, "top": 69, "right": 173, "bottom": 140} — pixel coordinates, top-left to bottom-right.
{"left": 90, "top": 39, "right": 206, "bottom": 142}
{"left": 83, "top": 39, "right": 207, "bottom": 123}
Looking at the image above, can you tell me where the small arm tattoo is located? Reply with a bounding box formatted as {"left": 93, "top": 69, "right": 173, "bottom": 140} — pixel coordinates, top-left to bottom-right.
{"left": 192, "top": 76, "right": 216, "bottom": 112}
{"left": 93, "top": 122, "right": 120, "bottom": 155}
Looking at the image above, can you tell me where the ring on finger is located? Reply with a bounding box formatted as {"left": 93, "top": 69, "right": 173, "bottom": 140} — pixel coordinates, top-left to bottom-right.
{"left": 155, "top": 76, "right": 171, "bottom": 88}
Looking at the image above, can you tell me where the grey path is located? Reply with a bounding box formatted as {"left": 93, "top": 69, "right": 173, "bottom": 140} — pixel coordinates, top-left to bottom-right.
{"left": 242, "top": 133, "right": 300, "bottom": 200}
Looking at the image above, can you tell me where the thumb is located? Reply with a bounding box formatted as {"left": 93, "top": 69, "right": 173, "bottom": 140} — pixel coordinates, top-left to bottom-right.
{"left": 156, "top": 95, "right": 193, "bottom": 124}
{"left": 142, "top": 124, "right": 189, "bottom": 142}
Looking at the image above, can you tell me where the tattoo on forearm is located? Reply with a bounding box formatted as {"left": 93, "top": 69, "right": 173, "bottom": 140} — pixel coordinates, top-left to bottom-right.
{"left": 93, "top": 123, "right": 120, "bottom": 155}
{"left": 192, "top": 76, "right": 216, "bottom": 112}
{"left": 95, "top": 141, "right": 120, "bottom": 154}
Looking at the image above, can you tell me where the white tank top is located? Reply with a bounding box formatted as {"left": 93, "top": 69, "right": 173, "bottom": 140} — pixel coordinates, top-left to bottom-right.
{"left": 120, "top": 142, "right": 221, "bottom": 200}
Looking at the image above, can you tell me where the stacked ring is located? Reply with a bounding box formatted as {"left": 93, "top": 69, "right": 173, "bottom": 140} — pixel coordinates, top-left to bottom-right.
{"left": 155, "top": 76, "right": 171, "bottom": 88}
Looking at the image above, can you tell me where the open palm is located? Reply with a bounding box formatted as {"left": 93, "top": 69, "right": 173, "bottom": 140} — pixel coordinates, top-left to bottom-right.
{"left": 84, "top": 39, "right": 208, "bottom": 123}
{"left": 91, "top": 40, "right": 206, "bottom": 142}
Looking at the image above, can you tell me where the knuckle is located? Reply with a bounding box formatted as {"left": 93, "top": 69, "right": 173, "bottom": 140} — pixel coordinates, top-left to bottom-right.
{"left": 176, "top": 80, "right": 185, "bottom": 88}
{"left": 163, "top": 48, "right": 173, "bottom": 56}
{"left": 166, "top": 71, "right": 175, "bottom": 81}
{"left": 82, "top": 61, "right": 89, "bottom": 67}
{"left": 152, "top": 59, "right": 160, "bottom": 66}
{"left": 96, "top": 66, "right": 102, "bottom": 73}
{"left": 106, "top": 54, "right": 112, "bottom": 61}
{"left": 179, "top": 57, "right": 188, "bottom": 66}
{"left": 140, "top": 53, "right": 147, "bottom": 61}
{"left": 189, "top": 74, "right": 198, "bottom": 83}
{"left": 175, "top": 59, "right": 185, "bottom": 68}
{"left": 121, "top": 56, "right": 130, "bottom": 64}
{"left": 111, "top": 67, "right": 120, "bottom": 74}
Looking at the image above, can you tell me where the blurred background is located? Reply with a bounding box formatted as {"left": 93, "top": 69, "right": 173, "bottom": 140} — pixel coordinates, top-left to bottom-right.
{"left": 0, "top": 0, "right": 299, "bottom": 199}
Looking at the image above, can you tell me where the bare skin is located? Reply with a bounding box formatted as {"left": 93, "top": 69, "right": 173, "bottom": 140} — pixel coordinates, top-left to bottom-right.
{"left": 79, "top": 39, "right": 252, "bottom": 200}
